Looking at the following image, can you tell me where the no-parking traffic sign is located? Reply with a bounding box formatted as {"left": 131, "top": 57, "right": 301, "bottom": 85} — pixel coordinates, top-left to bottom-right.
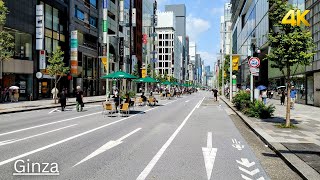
{"left": 248, "top": 57, "right": 260, "bottom": 68}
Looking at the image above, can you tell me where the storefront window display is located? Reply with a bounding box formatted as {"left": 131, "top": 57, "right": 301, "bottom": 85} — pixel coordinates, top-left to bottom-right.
{"left": 307, "top": 75, "right": 314, "bottom": 105}
{"left": 4, "top": 28, "right": 32, "bottom": 61}
{"left": 291, "top": 75, "right": 306, "bottom": 104}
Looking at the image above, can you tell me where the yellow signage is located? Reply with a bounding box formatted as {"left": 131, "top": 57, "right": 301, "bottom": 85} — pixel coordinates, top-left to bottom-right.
{"left": 232, "top": 55, "right": 239, "bottom": 71}
{"left": 141, "top": 68, "right": 147, "bottom": 78}
{"left": 282, "top": 10, "right": 310, "bottom": 27}
{"left": 100, "top": 57, "right": 108, "bottom": 71}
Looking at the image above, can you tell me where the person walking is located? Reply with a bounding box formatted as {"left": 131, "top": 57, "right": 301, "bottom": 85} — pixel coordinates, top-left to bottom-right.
{"left": 76, "top": 86, "right": 84, "bottom": 112}
{"left": 59, "top": 89, "right": 67, "bottom": 111}
{"left": 261, "top": 90, "right": 267, "bottom": 104}
{"left": 290, "top": 86, "right": 297, "bottom": 109}
{"left": 213, "top": 89, "right": 218, "bottom": 101}
{"left": 280, "top": 90, "right": 285, "bottom": 105}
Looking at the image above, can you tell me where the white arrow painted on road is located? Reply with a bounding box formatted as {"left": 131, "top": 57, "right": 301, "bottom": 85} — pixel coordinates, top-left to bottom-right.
{"left": 73, "top": 128, "right": 142, "bottom": 167}
{"left": 202, "top": 132, "right": 218, "bottom": 180}
{"left": 236, "top": 158, "right": 255, "bottom": 168}
{"left": 239, "top": 167, "right": 260, "bottom": 176}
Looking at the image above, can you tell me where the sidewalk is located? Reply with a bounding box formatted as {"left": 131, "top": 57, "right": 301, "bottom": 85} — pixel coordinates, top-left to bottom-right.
{"left": 0, "top": 96, "right": 107, "bottom": 114}
{"left": 221, "top": 96, "right": 320, "bottom": 180}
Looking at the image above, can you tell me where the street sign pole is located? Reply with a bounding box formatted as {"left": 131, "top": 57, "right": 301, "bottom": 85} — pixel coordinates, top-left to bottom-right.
{"left": 248, "top": 57, "right": 260, "bottom": 102}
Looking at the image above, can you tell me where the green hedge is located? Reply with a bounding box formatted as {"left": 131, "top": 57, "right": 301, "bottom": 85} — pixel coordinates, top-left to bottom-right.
{"left": 232, "top": 91, "right": 275, "bottom": 119}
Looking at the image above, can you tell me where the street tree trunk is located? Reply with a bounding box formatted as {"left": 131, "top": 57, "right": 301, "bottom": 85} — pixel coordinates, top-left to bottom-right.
{"left": 286, "top": 64, "right": 291, "bottom": 127}
{"left": 54, "top": 77, "right": 57, "bottom": 104}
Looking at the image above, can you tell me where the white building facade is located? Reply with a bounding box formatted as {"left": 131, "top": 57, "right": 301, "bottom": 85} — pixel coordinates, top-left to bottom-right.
{"left": 155, "top": 11, "right": 182, "bottom": 80}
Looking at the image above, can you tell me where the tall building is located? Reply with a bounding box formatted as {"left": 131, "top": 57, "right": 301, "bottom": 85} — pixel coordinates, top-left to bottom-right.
{"left": 142, "top": 0, "right": 155, "bottom": 74}
{"left": 155, "top": 11, "right": 180, "bottom": 79}
{"left": 165, "top": 4, "right": 187, "bottom": 80}
{"left": 71, "top": 0, "right": 101, "bottom": 97}
{"left": 1, "top": 0, "right": 70, "bottom": 100}
{"left": 189, "top": 41, "right": 196, "bottom": 82}
{"left": 230, "top": 0, "right": 269, "bottom": 89}
{"left": 133, "top": 0, "right": 143, "bottom": 77}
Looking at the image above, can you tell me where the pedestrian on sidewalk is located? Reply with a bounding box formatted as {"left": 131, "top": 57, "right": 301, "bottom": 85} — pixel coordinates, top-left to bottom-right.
{"left": 261, "top": 90, "right": 267, "bottom": 104}
{"left": 280, "top": 90, "right": 286, "bottom": 105}
{"left": 59, "top": 89, "right": 67, "bottom": 111}
{"left": 290, "top": 86, "right": 297, "bottom": 109}
{"left": 213, "top": 89, "right": 218, "bottom": 101}
{"left": 76, "top": 86, "right": 84, "bottom": 112}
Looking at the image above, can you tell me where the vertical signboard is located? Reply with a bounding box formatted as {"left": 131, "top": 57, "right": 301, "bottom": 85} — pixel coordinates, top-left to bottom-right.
{"left": 119, "top": 0, "right": 124, "bottom": 22}
{"left": 36, "top": 5, "right": 44, "bottom": 50}
{"left": 103, "top": 0, "right": 108, "bottom": 44}
{"left": 132, "top": 8, "right": 136, "bottom": 27}
{"left": 119, "top": 37, "right": 124, "bottom": 65}
{"left": 70, "top": 30, "right": 78, "bottom": 75}
{"left": 39, "top": 50, "right": 46, "bottom": 69}
{"left": 232, "top": 55, "right": 239, "bottom": 71}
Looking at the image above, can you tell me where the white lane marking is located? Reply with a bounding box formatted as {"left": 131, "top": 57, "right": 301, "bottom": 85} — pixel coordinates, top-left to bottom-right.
{"left": 0, "top": 124, "right": 77, "bottom": 146}
{"left": 74, "top": 128, "right": 141, "bottom": 167}
{"left": 0, "top": 139, "right": 16, "bottom": 144}
{"left": 202, "top": 132, "right": 218, "bottom": 180}
{"left": 232, "top": 139, "right": 245, "bottom": 151}
{"left": 136, "top": 97, "right": 205, "bottom": 180}
{"left": 48, "top": 108, "right": 59, "bottom": 114}
{"left": 239, "top": 167, "right": 260, "bottom": 176}
{"left": 0, "top": 99, "right": 178, "bottom": 166}
{"left": 236, "top": 158, "right": 255, "bottom": 168}
{"left": 196, "top": 97, "right": 204, "bottom": 108}
{"left": 185, "top": 100, "right": 190, "bottom": 102}
{"left": 0, "top": 111, "right": 101, "bottom": 137}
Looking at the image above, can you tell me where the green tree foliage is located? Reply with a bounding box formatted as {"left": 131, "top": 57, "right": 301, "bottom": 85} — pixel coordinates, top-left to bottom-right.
{"left": 0, "top": 0, "right": 14, "bottom": 62}
{"left": 47, "top": 47, "right": 69, "bottom": 103}
{"left": 132, "top": 64, "right": 139, "bottom": 77}
{"left": 266, "top": 0, "right": 315, "bottom": 127}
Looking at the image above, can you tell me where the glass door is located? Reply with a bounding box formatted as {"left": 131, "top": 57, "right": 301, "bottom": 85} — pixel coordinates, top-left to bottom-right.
{"left": 307, "top": 75, "right": 314, "bottom": 105}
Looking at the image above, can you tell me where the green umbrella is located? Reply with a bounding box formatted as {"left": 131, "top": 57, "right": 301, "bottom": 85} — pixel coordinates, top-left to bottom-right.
{"left": 172, "top": 82, "right": 179, "bottom": 86}
{"left": 134, "top": 76, "right": 159, "bottom": 83}
{"left": 101, "top": 71, "right": 138, "bottom": 79}
{"left": 161, "top": 81, "right": 172, "bottom": 85}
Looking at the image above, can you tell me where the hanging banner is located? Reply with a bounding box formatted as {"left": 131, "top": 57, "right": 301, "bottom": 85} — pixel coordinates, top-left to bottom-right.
{"left": 100, "top": 56, "right": 108, "bottom": 71}
{"left": 119, "top": 37, "right": 124, "bottom": 65}
{"left": 39, "top": 50, "right": 46, "bottom": 69}
{"left": 232, "top": 55, "right": 239, "bottom": 71}
{"left": 103, "top": 0, "right": 108, "bottom": 44}
{"left": 119, "top": 0, "right": 124, "bottom": 22}
{"left": 141, "top": 68, "right": 147, "bottom": 78}
{"left": 36, "top": 5, "right": 44, "bottom": 50}
{"left": 70, "top": 30, "right": 78, "bottom": 75}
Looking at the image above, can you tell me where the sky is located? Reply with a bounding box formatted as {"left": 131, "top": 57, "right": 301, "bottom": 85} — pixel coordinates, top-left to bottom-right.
{"left": 157, "top": 0, "right": 229, "bottom": 70}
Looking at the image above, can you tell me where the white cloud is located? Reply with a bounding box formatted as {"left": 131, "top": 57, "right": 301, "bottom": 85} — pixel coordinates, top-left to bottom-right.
{"left": 198, "top": 51, "right": 217, "bottom": 66}
{"left": 186, "top": 15, "right": 211, "bottom": 41}
{"left": 211, "top": 7, "right": 224, "bottom": 16}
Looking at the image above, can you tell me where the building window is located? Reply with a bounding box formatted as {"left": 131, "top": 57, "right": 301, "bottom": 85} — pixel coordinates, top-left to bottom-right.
{"left": 165, "top": 34, "right": 168, "bottom": 39}
{"left": 53, "top": 8, "right": 59, "bottom": 31}
{"left": 90, "top": 0, "right": 97, "bottom": 7}
{"left": 45, "top": 4, "right": 52, "bottom": 29}
{"left": 89, "top": 16, "right": 97, "bottom": 27}
{"left": 5, "top": 28, "right": 33, "bottom": 60}
{"left": 75, "top": 7, "right": 84, "bottom": 21}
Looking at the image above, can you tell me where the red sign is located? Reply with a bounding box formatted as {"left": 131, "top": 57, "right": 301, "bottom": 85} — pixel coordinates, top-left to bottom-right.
{"left": 248, "top": 57, "right": 260, "bottom": 68}
{"left": 142, "top": 34, "right": 148, "bottom": 44}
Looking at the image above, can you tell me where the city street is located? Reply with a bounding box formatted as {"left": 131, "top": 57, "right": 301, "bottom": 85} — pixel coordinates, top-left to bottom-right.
{"left": 0, "top": 92, "right": 300, "bottom": 180}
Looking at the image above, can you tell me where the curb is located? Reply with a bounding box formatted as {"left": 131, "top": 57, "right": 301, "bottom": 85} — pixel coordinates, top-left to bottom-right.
{"left": 0, "top": 100, "right": 105, "bottom": 115}
{"left": 220, "top": 97, "right": 320, "bottom": 180}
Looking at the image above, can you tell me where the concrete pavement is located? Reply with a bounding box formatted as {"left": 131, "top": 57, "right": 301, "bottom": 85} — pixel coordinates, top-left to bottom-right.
{"left": 221, "top": 96, "right": 320, "bottom": 180}
{"left": 0, "top": 92, "right": 299, "bottom": 179}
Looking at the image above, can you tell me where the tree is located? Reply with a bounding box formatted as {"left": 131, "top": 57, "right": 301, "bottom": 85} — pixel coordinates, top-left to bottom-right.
{"left": 0, "top": 0, "right": 14, "bottom": 78}
{"left": 132, "top": 64, "right": 139, "bottom": 77}
{"left": 147, "top": 64, "right": 151, "bottom": 77}
{"left": 266, "top": 0, "right": 315, "bottom": 127}
{"left": 47, "top": 47, "right": 69, "bottom": 104}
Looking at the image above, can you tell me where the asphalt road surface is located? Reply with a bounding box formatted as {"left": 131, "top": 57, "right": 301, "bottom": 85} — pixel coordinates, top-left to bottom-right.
{"left": 0, "top": 91, "right": 300, "bottom": 180}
